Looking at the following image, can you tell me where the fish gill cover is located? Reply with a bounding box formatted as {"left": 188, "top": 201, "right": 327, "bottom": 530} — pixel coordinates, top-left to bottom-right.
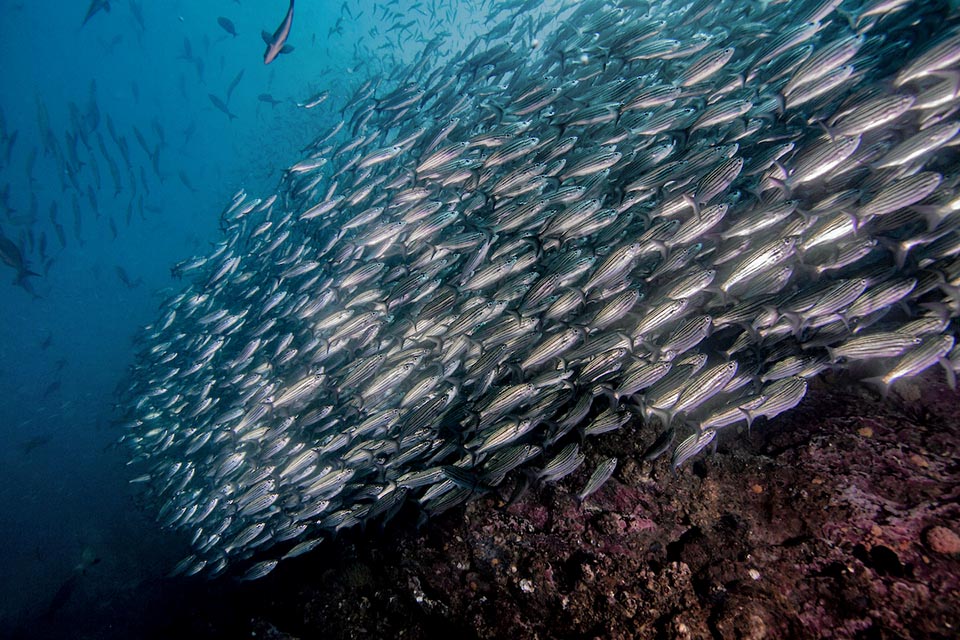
{"left": 109, "top": 0, "right": 960, "bottom": 584}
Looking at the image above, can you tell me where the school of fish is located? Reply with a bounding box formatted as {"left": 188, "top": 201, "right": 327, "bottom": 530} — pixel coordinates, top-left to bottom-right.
{"left": 119, "top": 0, "right": 960, "bottom": 582}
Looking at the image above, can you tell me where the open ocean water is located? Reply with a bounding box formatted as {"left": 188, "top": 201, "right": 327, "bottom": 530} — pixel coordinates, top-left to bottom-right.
{"left": 0, "top": 1, "right": 482, "bottom": 635}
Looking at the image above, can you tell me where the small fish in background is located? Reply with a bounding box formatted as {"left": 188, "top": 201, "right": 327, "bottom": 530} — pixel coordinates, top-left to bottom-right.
{"left": 182, "top": 120, "right": 197, "bottom": 144}
{"left": 21, "top": 434, "right": 50, "bottom": 455}
{"left": 0, "top": 182, "right": 12, "bottom": 211}
{"left": 98, "top": 32, "right": 123, "bottom": 53}
{"left": 263, "top": 0, "right": 295, "bottom": 65}
{"left": 39, "top": 330, "right": 53, "bottom": 350}
{"left": 208, "top": 93, "right": 238, "bottom": 121}
{"left": 42, "top": 547, "right": 100, "bottom": 621}
{"left": 80, "top": 0, "right": 110, "bottom": 28}
{"left": 258, "top": 93, "right": 283, "bottom": 107}
{"left": 328, "top": 16, "right": 345, "bottom": 38}
{"left": 178, "top": 37, "right": 194, "bottom": 62}
{"left": 84, "top": 79, "right": 100, "bottom": 132}
{"left": 217, "top": 16, "right": 238, "bottom": 37}
{"left": 0, "top": 230, "right": 39, "bottom": 292}
{"left": 2, "top": 129, "right": 17, "bottom": 165}
{"left": 129, "top": 0, "right": 145, "bottom": 33}
{"left": 24, "top": 147, "right": 36, "bottom": 184}
{"left": 151, "top": 117, "right": 167, "bottom": 149}
{"left": 41, "top": 379, "right": 61, "bottom": 400}
{"left": 115, "top": 265, "right": 143, "bottom": 289}
{"left": 131, "top": 125, "right": 152, "bottom": 159}
{"left": 178, "top": 169, "right": 199, "bottom": 193}
{"left": 226, "top": 69, "right": 245, "bottom": 102}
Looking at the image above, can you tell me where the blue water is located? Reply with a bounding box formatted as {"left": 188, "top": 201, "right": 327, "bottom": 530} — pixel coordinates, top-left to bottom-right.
{"left": 0, "top": 1, "right": 491, "bottom": 635}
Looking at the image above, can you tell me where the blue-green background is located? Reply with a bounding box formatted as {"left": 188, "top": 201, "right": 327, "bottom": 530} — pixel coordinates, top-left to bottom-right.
{"left": 0, "top": 0, "right": 492, "bottom": 631}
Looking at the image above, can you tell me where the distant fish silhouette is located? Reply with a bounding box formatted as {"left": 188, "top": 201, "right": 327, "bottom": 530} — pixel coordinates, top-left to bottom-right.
{"left": 21, "top": 434, "right": 50, "bottom": 455}
{"left": 115, "top": 265, "right": 143, "bottom": 289}
{"left": 42, "top": 547, "right": 100, "bottom": 621}
{"left": 208, "top": 93, "right": 238, "bottom": 121}
{"left": 217, "top": 16, "right": 237, "bottom": 37}
{"left": 81, "top": 0, "right": 110, "bottom": 28}
{"left": 41, "top": 380, "right": 61, "bottom": 399}
{"left": 258, "top": 93, "right": 283, "bottom": 107}
{"left": 226, "top": 68, "right": 245, "bottom": 102}
{"left": 0, "top": 231, "right": 39, "bottom": 292}
{"left": 178, "top": 170, "right": 199, "bottom": 194}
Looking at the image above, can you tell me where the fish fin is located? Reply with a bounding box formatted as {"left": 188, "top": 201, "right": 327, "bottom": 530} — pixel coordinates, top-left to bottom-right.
{"left": 770, "top": 92, "right": 785, "bottom": 117}
{"left": 682, "top": 193, "right": 700, "bottom": 220}
{"left": 815, "top": 119, "right": 836, "bottom": 143}
{"left": 741, "top": 183, "right": 766, "bottom": 205}
{"left": 939, "top": 358, "right": 957, "bottom": 391}
{"left": 840, "top": 208, "right": 861, "bottom": 234}
{"left": 600, "top": 385, "right": 620, "bottom": 410}
{"left": 834, "top": 312, "right": 852, "bottom": 333}
{"left": 919, "top": 301, "right": 951, "bottom": 323}
{"left": 835, "top": 6, "right": 857, "bottom": 30}
{"left": 938, "top": 281, "right": 960, "bottom": 310}
{"left": 781, "top": 310, "right": 803, "bottom": 337}
{"left": 765, "top": 172, "right": 790, "bottom": 199}
{"left": 281, "top": 45, "right": 295, "bottom": 54}
{"left": 825, "top": 346, "right": 840, "bottom": 365}
{"left": 261, "top": 30, "right": 272, "bottom": 44}
{"left": 894, "top": 240, "right": 912, "bottom": 271}
{"left": 645, "top": 406, "right": 672, "bottom": 428}
{"left": 896, "top": 299, "right": 913, "bottom": 317}
{"left": 650, "top": 239, "right": 668, "bottom": 262}
{"left": 909, "top": 204, "right": 946, "bottom": 231}
{"left": 642, "top": 427, "right": 675, "bottom": 462}
{"left": 861, "top": 376, "right": 891, "bottom": 399}
{"left": 503, "top": 473, "right": 532, "bottom": 509}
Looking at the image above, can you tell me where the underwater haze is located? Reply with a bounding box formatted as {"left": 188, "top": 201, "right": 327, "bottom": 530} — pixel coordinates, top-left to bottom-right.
{"left": 0, "top": 0, "right": 491, "bottom": 634}
{"left": 2, "top": 0, "right": 960, "bottom": 637}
